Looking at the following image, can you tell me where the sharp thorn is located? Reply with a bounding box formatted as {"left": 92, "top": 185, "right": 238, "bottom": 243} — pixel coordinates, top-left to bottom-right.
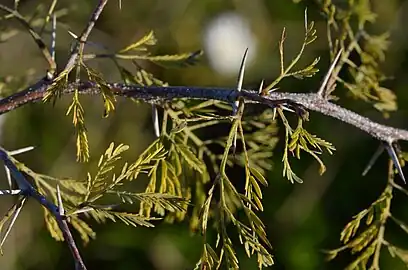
{"left": 258, "top": 80, "right": 264, "bottom": 95}
{"left": 51, "top": 13, "right": 56, "bottom": 62}
{"left": 0, "top": 190, "right": 21, "bottom": 196}
{"left": 232, "top": 49, "right": 248, "bottom": 153}
{"left": 233, "top": 48, "right": 248, "bottom": 116}
{"left": 384, "top": 142, "right": 406, "bottom": 184}
{"left": 152, "top": 105, "right": 160, "bottom": 137}
{"left": 56, "top": 184, "right": 65, "bottom": 216}
{"left": 67, "top": 30, "right": 78, "bottom": 39}
{"left": 317, "top": 48, "right": 343, "bottom": 98}
{"left": 9, "top": 146, "right": 35, "bottom": 156}
{"left": 4, "top": 166, "right": 11, "bottom": 191}
{"left": 362, "top": 144, "right": 384, "bottom": 176}
{"left": 281, "top": 106, "right": 295, "bottom": 113}
{"left": 0, "top": 197, "right": 26, "bottom": 248}
{"left": 236, "top": 48, "right": 248, "bottom": 93}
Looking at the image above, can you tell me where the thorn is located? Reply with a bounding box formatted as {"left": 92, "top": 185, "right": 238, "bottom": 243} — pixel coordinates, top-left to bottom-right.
{"left": 67, "top": 30, "right": 78, "bottom": 39}
{"left": 232, "top": 48, "right": 248, "bottom": 155}
{"left": 236, "top": 48, "right": 248, "bottom": 93}
{"left": 384, "top": 142, "right": 406, "bottom": 183}
{"left": 258, "top": 80, "right": 264, "bottom": 95}
{"left": 6, "top": 146, "right": 34, "bottom": 191}
{"left": 0, "top": 149, "right": 32, "bottom": 192}
{"left": 70, "top": 206, "right": 95, "bottom": 215}
{"left": 0, "top": 197, "right": 26, "bottom": 249}
{"left": 9, "top": 146, "right": 35, "bottom": 156}
{"left": 233, "top": 48, "right": 248, "bottom": 115}
{"left": 4, "top": 166, "right": 11, "bottom": 191}
{"left": 0, "top": 190, "right": 21, "bottom": 196}
{"left": 56, "top": 184, "right": 65, "bottom": 216}
{"left": 281, "top": 106, "right": 295, "bottom": 113}
{"left": 268, "top": 87, "right": 279, "bottom": 94}
{"left": 317, "top": 48, "right": 343, "bottom": 98}
{"left": 152, "top": 105, "right": 160, "bottom": 137}
{"left": 362, "top": 144, "right": 384, "bottom": 176}
{"left": 51, "top": 13, "right": 56, "bottom": 62}
{"left": 272, "top": 108, "right": 277, "bottom": 120}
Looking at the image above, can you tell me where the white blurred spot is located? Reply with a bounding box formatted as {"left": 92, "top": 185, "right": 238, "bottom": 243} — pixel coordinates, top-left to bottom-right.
{"left": 203, "top": 12, "right": 257, "bottom": 76}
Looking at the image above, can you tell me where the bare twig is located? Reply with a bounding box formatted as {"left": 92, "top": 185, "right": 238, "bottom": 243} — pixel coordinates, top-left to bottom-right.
{"left": 0, "top": 4, "right": 56, "bottom": 74}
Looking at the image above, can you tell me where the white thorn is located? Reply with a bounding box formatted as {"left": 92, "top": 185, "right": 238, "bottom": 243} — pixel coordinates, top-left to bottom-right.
{"left": 317, "top": 48, "right": 343, "bottom": 98}
{"left": 258, "top": 80, "right": 264, "bottom": 94}
{"left": 56, "top": 185, "right": 65, "bottom": 216}
{"left": 51, "top": 13, "right": 56, "bottom": 62}
{"left": 4, "top": 165, "right": 11, "bottom": 191}
{"left": 152, "top": 105, "right": 160, "bottom": 137}
{"left": 1, "top": 197, "right": 26, "bottom": 248}
{"left": 67, "top": 30, "right": 78, "bottom": 39}
{"left": 0, "top": 189, "right": 21, "bottom": 196}
{"left": 233, "top": 48, "right": 249, "bottom": 114}
{"left": 9, "top": 146, "right": 35, "bottom": 156}
{"left": 236, "top": 48, "right": 248, "bottom": 93}
{"left": 232, "top": 48, "right": 248, "bottom": 154}
{"left": 282, "top": 106, "right": 295, "bottom": 113}
{"left": 69, "top": 207, "right": 94, "bottom": 215}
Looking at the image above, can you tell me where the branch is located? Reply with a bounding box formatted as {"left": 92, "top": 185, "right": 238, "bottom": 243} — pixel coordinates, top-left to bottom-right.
{"left": 64, "top": 0, "right": 108, "bottom": 71}
{"left": 0, "top": 149, "right": 87, "bottom": 270}
{"left": 1, "top": 81, "right": 408, "bottom": 144}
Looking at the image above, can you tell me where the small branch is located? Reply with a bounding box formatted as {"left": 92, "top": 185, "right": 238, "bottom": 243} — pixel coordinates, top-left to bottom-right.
{"left": 371, "top": 160, "right": 394, "bottom": 269}
{"left": 64, "top": 0, "right": 108, "bottom": 71}
{"left": 0, "top": 149, "right": 87, "bottom": 270}
{"left": 0, "top": 4, "right": 56, "bottom": 73}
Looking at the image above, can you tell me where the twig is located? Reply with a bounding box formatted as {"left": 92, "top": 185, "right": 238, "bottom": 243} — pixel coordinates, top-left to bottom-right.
{"left": 371, "top": 160, "right": 394, "bottom": 269}
{"left": 0, "top": 149, "right": 87, "bottom": 270}
{"left": 63, "top": 0, "right": 108, "bottom": 71}
{"left": 0, "top": 4, "right": 56, "bottom": 74}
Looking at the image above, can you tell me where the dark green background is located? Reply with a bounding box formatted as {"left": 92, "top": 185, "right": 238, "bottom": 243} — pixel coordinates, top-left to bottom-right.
{"left": 1, "top": 0, "right": 408, "bottom": 269}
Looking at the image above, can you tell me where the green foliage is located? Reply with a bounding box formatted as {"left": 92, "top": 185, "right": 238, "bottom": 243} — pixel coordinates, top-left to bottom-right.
{"left": 321, "top": 0, "right": 396, "bottom": 116}
{"left": 326, "top": 159, "right": 408, "bottom": 269}
{"left": 1, "top": 0, "right": 407, "bottom": 269}
{"left": 279, "top": 111, "right": 335, "bottom": 183}
{"left": 263, "top": 9, "right": 320, "bottom": 93}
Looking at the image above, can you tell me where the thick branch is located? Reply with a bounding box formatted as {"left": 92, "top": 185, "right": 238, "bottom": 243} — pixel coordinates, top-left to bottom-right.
{"left": 1, "top": 81, "right": 408, "bottom": 144}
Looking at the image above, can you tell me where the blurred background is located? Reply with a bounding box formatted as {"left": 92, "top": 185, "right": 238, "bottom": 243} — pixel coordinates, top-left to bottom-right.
{"left": 0, "top": 0, "right": 408, "bottom": 269}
